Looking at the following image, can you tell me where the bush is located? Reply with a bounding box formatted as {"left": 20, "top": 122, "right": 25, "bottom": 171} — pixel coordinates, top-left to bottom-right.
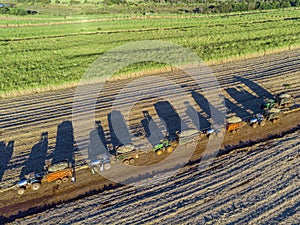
{"left": 0, "top": 7, "right": 29, "bottom": 16}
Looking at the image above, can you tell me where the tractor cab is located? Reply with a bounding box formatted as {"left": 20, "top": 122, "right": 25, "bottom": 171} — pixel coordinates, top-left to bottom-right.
{"left": 262, "top": 98, "right": 276, "bottom": 110}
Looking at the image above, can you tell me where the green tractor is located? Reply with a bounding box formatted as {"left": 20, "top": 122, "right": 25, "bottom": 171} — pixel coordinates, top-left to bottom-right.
{"left": 262, "top": 93, "right": 294, "bottom": 110}
{"left": 153, "top": 139, "right": 176, "bottom": 156}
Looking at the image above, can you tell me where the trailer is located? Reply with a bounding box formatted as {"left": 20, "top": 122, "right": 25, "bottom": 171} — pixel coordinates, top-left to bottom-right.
{"left": 43, "top": 161, "right": 73, "bottom": 185}
{"left": 226, "top": 116, "right": 246, "bottom": 134}
{"left": 264, "top": 108, "right": 283, "bottom": 123}
{"left": 115, "top": 144, "right": 140, "bottom": 165}
{"left": 262, "top": 93, "right": 294, "bottom": 110}
{"left": 15, "top": 160, "right": 75, "bottom": 195}
{"left": 275, "top": 93, "right": 294, "bottom": 109}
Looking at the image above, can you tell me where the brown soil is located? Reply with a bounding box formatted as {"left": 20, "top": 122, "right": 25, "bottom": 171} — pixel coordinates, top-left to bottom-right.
{"left": 0, "top": 110, "right": 299, "bottom": 223}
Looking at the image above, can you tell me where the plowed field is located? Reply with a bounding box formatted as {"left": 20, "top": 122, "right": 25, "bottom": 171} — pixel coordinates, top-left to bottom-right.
{"left": 0, "top": 49, "right": 299, "bottom": 223}
{"left": 7, "top": 130, "right": 300, "bottom": 225}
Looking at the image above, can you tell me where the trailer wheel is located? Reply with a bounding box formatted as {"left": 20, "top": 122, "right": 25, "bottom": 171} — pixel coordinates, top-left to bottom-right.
{"left": 129, "top": 158, "right": 135, "bottom": 164}
{"left": 17, "top": 188, "right": 25, "bottom": 195}
{"left": 156, "top": 150, "right": 163, "bottom": 156}
{"left": 252, "top": 122, "right": 258, "bottom": 128}
{"left": 62, "top": 177, "right": 69, "bottom": 183}
{"left": 231, "top": 129, "right": 237, "bottom": 134}
{"left": 166, "top": 146, "right": 173, "bottom": 153}
{"left": 272, "top": 119, "right": 278, "bottom": 124}
{"left": 56, "top": 179, "right": 62, "bottom": 185}
{"left": 236, "top": 129, "right": 241, "bottom": 134}
{"left": 124, "top": 160, "right": 130, "bottom": 165}
{"left": 208, "top": 134, "right": 214, "bottom": 139}
{"left": 259, "top": 121, "right": 266, "bottom": 126}
{"left": 31, "top": 182, "right": 41, "bottom": 191}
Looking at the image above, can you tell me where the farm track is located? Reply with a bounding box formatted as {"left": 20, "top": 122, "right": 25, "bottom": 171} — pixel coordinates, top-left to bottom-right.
{"left": 7, "top": 130, "right": 299, "bottom": 224}
{"left": 0, "top": 48, "right": 299, "bottom": 189}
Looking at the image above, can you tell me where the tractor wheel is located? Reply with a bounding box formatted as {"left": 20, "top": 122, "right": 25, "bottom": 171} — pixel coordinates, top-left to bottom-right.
{"left": 170, "top": 140, "right": 178, "bottom": 147}
{"left": 56, "top": 179, "right": 62, "bottom": 185}
{"left": 272, "top": 119, "right": 278, "bottom": 124}
{"left": 259, "top": 121, "right": 266, "bottom": 127}
{"left": 129, "top": 158, "right": 135, "bottom": 164}
{"left": 31, "top": 182, "right": 41, "bottom": 191}
{"left": 208, "top": 134, "right": 214, "bottom": 139}
{"left": 156, "top": 150, "right": 163, "bottom": 156}
{"left": 93, "top": 166, "right": 100, "bottom": 174}
{"left": 62, "top": 177, "right": 69, "bottom": 183}
{"left": 252, "top": 122, "right": 258, "bottom": 128}
{"left": 103, "top": 162, "right": 111, "bottom": 170}
{"left": 166, "top": 146, "right": 173, "bottom": 153}
{"left": 17, "top": 188, "right": 25, "bottom": 195}
{"left": 123, "top": 160, "right": 130, "bottom": 165}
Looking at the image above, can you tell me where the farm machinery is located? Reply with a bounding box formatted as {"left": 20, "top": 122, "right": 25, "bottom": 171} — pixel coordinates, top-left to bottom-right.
{"left": 115, "top": 144, "right": 140, "bottom": 165}
{"left": 247, "top": 113, "right": 266, "bottom": 128}
{"left": 14, "top": 173, "right": 44, "bottom": 195}
{"left": 262, "top": 93, "right": 294, "bottom": 110}
{"left": 263, "top": 107, "right": 283, "bottom": 123}
{"left": 89, "top": 158, "right": 111, "bottom": 174}
{"left": 226, "top": 116, "right": 247, "bottom": 134}
{"left": 201, "top": 127, "right": 224, "bottom": 139}
{"left": 90, "top": 144, "right": 141, "bottom": 169}
{"left": 153, "top": 139, "right": 175, "bottom": 156}
{"left": 261, "top": 93, "right": 287, "bottom": 123}
{"left": 15, "top": 160, "right": 74, "bottom": 195}
{"left": 152, "top": 129, "right": 202, "bottom": 156}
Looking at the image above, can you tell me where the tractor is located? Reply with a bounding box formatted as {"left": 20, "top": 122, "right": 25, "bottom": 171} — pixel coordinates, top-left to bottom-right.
{"left": 15, "top": 160, "right": 75, "bottom": 195}
{"left": 247, "top": 113, "right": 266, "bottom": 128}
{"left": 262, "top": 93, "right": 293, "bottom": 110}
{"left": 14, "top": 173, "right": 44, "bottom": 195}
{"left": 89, "top": 158, "right": 111, "bottom": 174}
{"left": 153, "top": 139, "right": 175, "bottom": 156}
{"left": 201, "top": 127, "right": 224, "bottom": 139}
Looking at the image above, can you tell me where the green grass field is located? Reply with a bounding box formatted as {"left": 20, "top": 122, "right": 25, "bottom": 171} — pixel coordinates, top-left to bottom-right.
{"left": 0, "top": 8, "right": 300, "bottom": 96}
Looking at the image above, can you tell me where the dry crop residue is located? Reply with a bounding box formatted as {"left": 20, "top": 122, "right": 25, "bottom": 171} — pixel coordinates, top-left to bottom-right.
{"left": 8, "top": 130, "right": 299, "bottom": 224}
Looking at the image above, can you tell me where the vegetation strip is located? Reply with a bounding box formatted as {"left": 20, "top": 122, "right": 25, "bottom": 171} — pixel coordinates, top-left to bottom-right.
{"left": 1, "top": 9, "right": 300, "bottom": 95}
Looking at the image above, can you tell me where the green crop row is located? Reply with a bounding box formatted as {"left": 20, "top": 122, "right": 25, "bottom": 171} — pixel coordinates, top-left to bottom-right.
{"left": 0, "top": 9, "right": 299, "bottom": 96}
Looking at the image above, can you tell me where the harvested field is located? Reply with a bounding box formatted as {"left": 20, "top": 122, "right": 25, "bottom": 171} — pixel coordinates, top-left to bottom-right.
{"left": 0, "top": 48, "right": 299, "bottom": 187}
{"left": 4, "top": 128, "right": 300, "bottom": 224}
{"left": 0, "top": 49, "right": 299, "bottom": 223}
